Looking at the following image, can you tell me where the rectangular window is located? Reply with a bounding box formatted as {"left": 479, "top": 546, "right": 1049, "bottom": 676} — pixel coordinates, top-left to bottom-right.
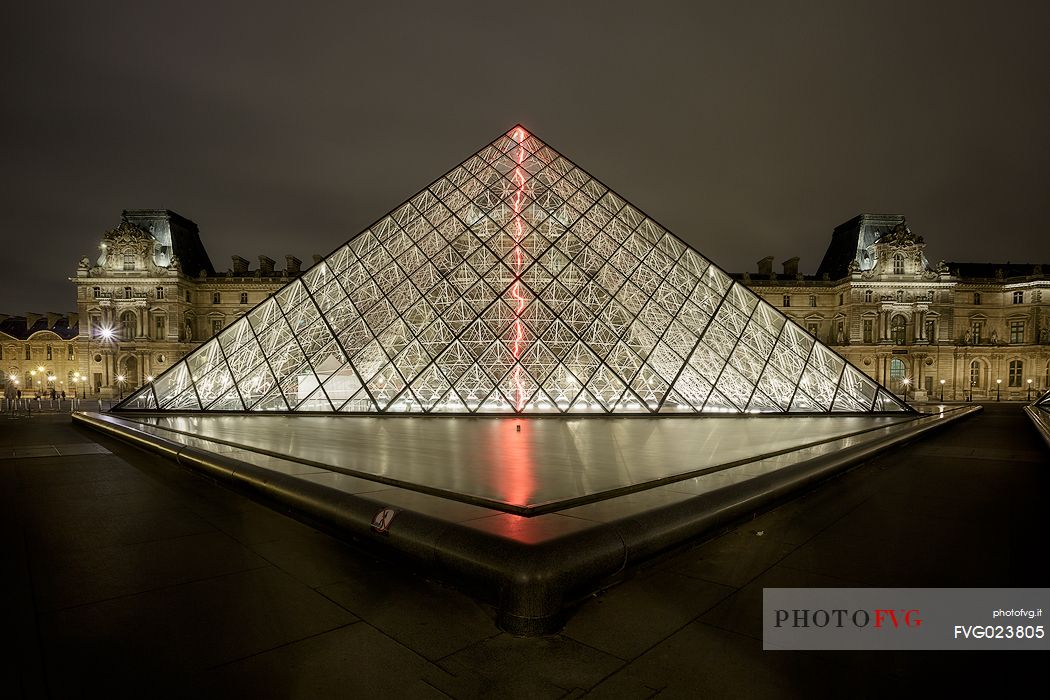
{"left": 782, "top": 295, "right": 790, "bottom": 307}
{"left": 809, "top": 295, "right": 816, "bottom": 308}
{"left": 1010, "top": 321, "right": 1024, "bottom": 344}
{"left": 1009, "top": 360, "right": 1023, "bottom": 387}
{"left": 155, "top": 317, "right": 166, "bottom": 340}
{"left": 806, "top": 322, "right": 819, "bottom": 337}
{"left": 974, "top": 292, "right": 981, "bottom": 305}
{"left": 212, "top": 319, "right": 223, "bottom": 336}
{"left": 124, "top": 287, "right": 132, "bottom": 299}
{"left": 1013, "top": 291, "right": 1024, "bottom": 304}
{"left": 186, "top": 290, "right": 191, "bottom": 303}
{"left": 25, "top": 346, "right": 31, "bottom": 360}
{"left": 838, "top": 293, "right": 844, "bottom": 306}
{"left": 93, "top": 287, "right": 101, "bottom": 298}
{"left": 68, "top": 345, "right": 74, "bottom": 361}
{"left": 123, "top": 254, "right": 135, "bottom": 271}
{"left": 212, "top": 292, "right": 221, "bottom": 304}
{"left": 971, "top": 321, "right": 982, "bottom": 343}
{"left": 46, "top": 345, "right": 52, "bottom": 360}
{"left": 240, "top": 292, "right": 248, "bottom": 305}
{"left": 156, "top": 286, "right": 165, "bottom": 299}
{"left": 925, "top": 319, "right": 935, "bottom": 342}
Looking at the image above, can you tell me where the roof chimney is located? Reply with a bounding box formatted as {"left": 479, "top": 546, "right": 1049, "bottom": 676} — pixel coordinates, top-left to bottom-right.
{"left": 231, "top": 256, "right": 250, "bottom": 274}
{"left": 782, "top": 257, "right": 800, "bottom": 277}
{"left": 285, "top": 255, "right": 302, "bottom": 275}
{"left": 258, "top": 256, "right": 275, "bottom": 275}
{"left": 757, "top": 256, "right": 774, "bottom": 276}
{"left": 312, "top": 254, "right": 323, "bottom": 265}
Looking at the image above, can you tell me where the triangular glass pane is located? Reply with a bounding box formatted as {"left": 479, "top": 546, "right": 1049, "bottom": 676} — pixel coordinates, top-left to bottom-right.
{"left": 337, "top": 387, "right": 377, "bottom": 413}
{"left": 166, "top": 385, "right": 202, "bottom": 411}
{"left": 294, "top": 386, "right": 333, "bottom": 412}
{"left": 251, "top": 387, "right": 289, "bottom": 412}
{"left": 120, "top": 388, "right": 157, "bottom": 410}
{"left": 238, "top": 362, "right": 279, "bottom": 409}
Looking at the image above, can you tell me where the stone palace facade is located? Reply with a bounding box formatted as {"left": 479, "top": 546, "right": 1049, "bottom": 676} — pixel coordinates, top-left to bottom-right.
{"left": 4, "top": 209, "right": 1047, "bottom": 401}
{"left": 733, "top": 214, "right": 1049, "bottom": 402}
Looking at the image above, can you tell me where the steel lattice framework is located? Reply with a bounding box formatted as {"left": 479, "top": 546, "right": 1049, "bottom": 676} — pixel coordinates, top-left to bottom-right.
{"left": 117, "top": 126, "right": 909, "bottom": 415}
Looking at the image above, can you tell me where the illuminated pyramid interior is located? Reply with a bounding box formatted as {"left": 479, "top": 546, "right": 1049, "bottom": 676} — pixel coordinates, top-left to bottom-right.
{"left": 118, "top": 126, "right": 909, "bottom": 415}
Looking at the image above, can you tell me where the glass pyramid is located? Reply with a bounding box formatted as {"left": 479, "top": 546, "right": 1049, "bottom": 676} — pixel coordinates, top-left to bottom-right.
{"left": 116, "top": 126, "right": 910, "bottom": 415}
{"left": 1036, "top": 389, "right": 1050, "bottom": 408}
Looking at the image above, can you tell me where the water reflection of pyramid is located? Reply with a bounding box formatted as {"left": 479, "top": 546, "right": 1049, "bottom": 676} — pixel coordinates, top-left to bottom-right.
{"left": 117, "top": 126, "right": 909, "bottom": 415}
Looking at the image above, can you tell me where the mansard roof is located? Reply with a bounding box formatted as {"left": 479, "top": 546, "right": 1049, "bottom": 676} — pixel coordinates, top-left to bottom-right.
{"left": 0, "top": 314, "right": 79, "bottom": 340}
{"left": 815, "top": 213, "right": 907, "bottom": 280}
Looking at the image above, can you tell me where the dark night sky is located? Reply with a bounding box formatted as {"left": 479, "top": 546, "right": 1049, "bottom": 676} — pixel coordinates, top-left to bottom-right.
{"left": 3, "top": 1, "right": 1048, "bottom": 313}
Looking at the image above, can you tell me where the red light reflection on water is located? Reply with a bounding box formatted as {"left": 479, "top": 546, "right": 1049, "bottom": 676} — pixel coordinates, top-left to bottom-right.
{"left": 487, "top": 418, "right": 536, "bottom": 506}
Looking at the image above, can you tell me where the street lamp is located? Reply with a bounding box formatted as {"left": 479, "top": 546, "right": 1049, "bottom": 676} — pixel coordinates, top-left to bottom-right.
{"left": 901, "top": 377, "right": 911, "bottom": 403}
{"left": 1028, "top": 378, "right": 1033, "bottom": 401}
{"left": 116, "top": 374, "right": 125, "bottom": 400}
{"left": 996, "top": 378, "right": 1002, "bottom": 401}
{"left": 939, "top": 378, "right": 945, "bottom": 402}
{"left": 72, "top": 371, "right": 82, "bottom": 399}
{"left": 968, "top": 380, "right": 974, "bottom": 402}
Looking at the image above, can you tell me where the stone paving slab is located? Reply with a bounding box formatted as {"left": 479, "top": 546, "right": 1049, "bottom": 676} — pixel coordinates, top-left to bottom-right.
{"left": 2, "top": 406, "right": 1046, "bottom": 696}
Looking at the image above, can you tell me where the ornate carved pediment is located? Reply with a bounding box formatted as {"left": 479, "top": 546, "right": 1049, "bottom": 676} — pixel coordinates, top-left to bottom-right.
{"left": 100, "top": 217, "right": 162, "bottom": 273}
{"left": 878, "top": 221, "right": 924, "bottom": 249}
{"left": 105, "top": 218, "right": 154, "bottom": 246}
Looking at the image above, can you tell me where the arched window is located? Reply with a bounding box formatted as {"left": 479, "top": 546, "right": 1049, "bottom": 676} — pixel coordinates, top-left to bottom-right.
{"left": 891, "top": 315, "right": 907, "bottom": 344}
{"left": 893, "top": 253, "right": 905, "bottom": 274}
{"left": 864, "top": 289, "right": 872, "bottom": 303}
{"left": 1008, "top": 360, "right": 1023, "bottom": 387}
{"left": 890, "top": 358, "right": 906, "bottom": 382}
{"left": 969, "top": 360, "right": 983, "bottom": 389}
{"left": 119, "top": 311, "right": 137, "bottom": 341}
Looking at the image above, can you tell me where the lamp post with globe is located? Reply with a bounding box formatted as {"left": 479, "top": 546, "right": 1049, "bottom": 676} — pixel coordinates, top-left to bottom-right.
{"left": 996, "top": 378, "right": 1001, "bottom": 401}
{"left": 901, "top": 377, "right": 911, "bottom": 403}
{"left": 1028, "top": 378, "right": 1034, "bottom": 402}
{"left": 939, "top": 378, "right": 945, "bottom": 402}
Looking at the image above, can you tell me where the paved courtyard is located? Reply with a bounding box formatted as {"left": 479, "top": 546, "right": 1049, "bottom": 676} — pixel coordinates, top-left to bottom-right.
{"left": 2, "top": 403, "right": 1046, "bottom": 698}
